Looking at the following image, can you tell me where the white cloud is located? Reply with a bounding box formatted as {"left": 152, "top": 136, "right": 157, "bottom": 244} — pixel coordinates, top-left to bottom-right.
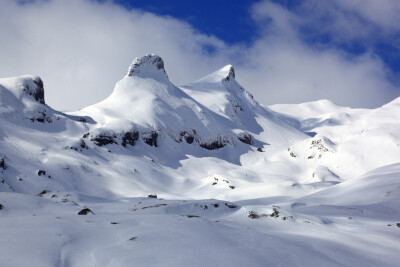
{"left": 236, "top": 0, "right": 399, "bottom": 108}
{"left": 335, "top": 0, "right": 400, "bottom": 34}
{"left": 0, "top": 0, "right": 232, "bottom": 110}
{"left": 0, "top": 0, "right": 398, "bottom": 110}
{"left": 281, "top": 0, "right": 400, "bottom": 45}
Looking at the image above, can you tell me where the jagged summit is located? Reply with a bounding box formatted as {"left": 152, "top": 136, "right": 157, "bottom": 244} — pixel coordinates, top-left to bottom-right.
{"left": 180, "top": 63, "right": 264, "bottom": 133}
{"left": 223, "top": 64, "right": 235, "bottom": 81}
{"left": 0, "top": 75, "right": 54, "bottom": 123}
{"left": 194, "top": 64, "right": 236, "bottom": 84}
{"left": 1, "top": 55, "right": 400, "bottom": 267}
{"left": 77, "top": 55, "right": 301, "bottom": 150}
{"left": 125, "top": 54, "right": 168, "bottom": 81}
{"left": 0, "top": 75, "right": 45, "bottom": 105}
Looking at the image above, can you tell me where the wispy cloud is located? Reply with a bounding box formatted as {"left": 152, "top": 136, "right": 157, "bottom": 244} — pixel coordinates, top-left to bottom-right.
{"left": 0, "top": 0, "right": 398, "bottom": 110}
{"left": 0, "top": 0, "right": 233, "bottom": 110}
{"left": 237, "top": 0, "right": 399, "bottom": 108}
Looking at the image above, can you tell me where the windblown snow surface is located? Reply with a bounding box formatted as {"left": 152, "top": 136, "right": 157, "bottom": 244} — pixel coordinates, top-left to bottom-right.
{"left": 0, "top": 54, "right": 399, "bottom": 266}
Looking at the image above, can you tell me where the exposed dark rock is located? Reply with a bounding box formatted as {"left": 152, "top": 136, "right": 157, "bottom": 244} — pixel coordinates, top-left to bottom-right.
{"left": 248, "top": 211, "right": 266, "bottom": 219}
{"left": 70, "top": 140, "right": 88, "bottom": 151}
{"left": 148, "top": 194, "right": 157, "bottom": 198}
{"left": 194, "top": 203, "right": 209, "bottom": 210}
{"left": 200, "top": 139, "right": 226, "bottom": 150}
{"left": 91, "top": 133, "right": 117, "bottom": 146}
{"left": 0, "top": 203, "right": 3, "bottom": 210}
{"left": 126, "top": 54, "right": 168, "bottom": 79}
{"left": 142, "top": 131, "right": 158, "bottom": 147}
{"left": 248, "top": 212, "right": 260, "bottom": 219}
{"left": 80, "top": 140, "right": 88, "bottom": 149}
{"left": 230, "top": 100, "right": 243, "bottom": 114}
{"left": 237, "top": 132, "right": 252, "bottom": 145}
{"left": 257, "top": 147, "right": 263, "bottom": 152}
{"left": 310, "top": 139, "right": 329, "bottom": 152}
{"left": 122, "top": 131, "right": 139, "bottom": 147}
{"left": 129, "top": 236, "right": 137, "bottom": 241}
{"left": 141, "top": 204, "right": 167, "bottom": 209}
{"left": 82, "top": 133, "right": 90, "bottom": 139}
{"left": 37, "top": 190, "right": 49, "bottom": 196}
{"left": 37, "top": 170, "right": 46, "bottom": 176}
{"left": 153, "top": 57, "right": 164, "bottom": 70}
{"left": 32, "top": 77, "right": 45, "bottom": 104}
{"left": 223, "top": 65, "right": 235, "bottom": 82}
{"left": 78, "top": 208, "right": 94, "bottom": 215}
{"left": 212, "top": 182, "right": 217, "bottom": 185}
{"left": 179, "top": 131, "right": 195, "bottom": 144}
{"left": 0, "top": 158, "right": 5, "bottom": 170}
{"left": 185, "top": 215, "right": 200, "bottom": 218}
{"left": 212, "top": 203, "right": 219, "bottom": 208}
{"left": 185, "top": 135, "right": 194, "bottom": 144}
{"left": 290, "top": 151, "right": 296, "bottom": 158}
{"left": 397, "top": 223, "right": 400, "bottom": 228}
{"left": 229, "top": 185, "right": 236, "bottom": 189}
{"left": 110, "top": 222, "right": 120, "bottom": 225}
{"left": 270, "top": 208, "right": 279, "bottom": 218}
{"left": 248, "top": 210, "right": 270, "bottom": 219}
{"left": 225, "top": 203, "right": 237, "bottom": 209}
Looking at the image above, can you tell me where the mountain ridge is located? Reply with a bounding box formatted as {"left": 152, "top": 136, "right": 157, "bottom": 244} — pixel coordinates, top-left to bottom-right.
{"left": 0, "top": 54, "right": 399, "bottom": 266}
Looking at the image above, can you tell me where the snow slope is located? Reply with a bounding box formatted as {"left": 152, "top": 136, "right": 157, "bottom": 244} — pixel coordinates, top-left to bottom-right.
{"left": 270, "top": 98, "right": 400, "bottom": 179}
{"left": 0, "top": 54, "right": 399, "bottom": 266}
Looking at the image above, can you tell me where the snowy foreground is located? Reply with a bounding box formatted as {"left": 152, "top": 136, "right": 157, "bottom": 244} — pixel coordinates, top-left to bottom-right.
{"left": 0, "top": 55, "right": 399, "bottom": 266}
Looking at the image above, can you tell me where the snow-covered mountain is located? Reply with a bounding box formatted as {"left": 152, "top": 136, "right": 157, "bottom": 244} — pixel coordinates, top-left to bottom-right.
{"left": 0, "top": 54, "right": 399, "bottom": 266}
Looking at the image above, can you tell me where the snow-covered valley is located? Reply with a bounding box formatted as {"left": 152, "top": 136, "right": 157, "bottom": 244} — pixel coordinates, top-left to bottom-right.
{"left": 0, "top": 54, "right": 399, "bottom": 266}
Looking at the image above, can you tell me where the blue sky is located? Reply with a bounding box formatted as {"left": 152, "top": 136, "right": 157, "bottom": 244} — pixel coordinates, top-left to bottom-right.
{"left": 115, "top": 0, "right": 400, "bottom": 76}
{"left": 112, "top": 0, "right": 260, "bottom": 45}
{"left": 1, "top": 0, "right": 399, "bottom": 110}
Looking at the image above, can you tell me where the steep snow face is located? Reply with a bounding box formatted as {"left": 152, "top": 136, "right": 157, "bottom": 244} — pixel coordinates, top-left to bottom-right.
{"left": 78, "top": 55, "right": 304, "bottom": 150}
{"left": 0, "top": 75, "right": 45, "bottom": 104}
{"left": 181, "top": 64, "right": 305, "bottom": 147}
{"left": 1, "top": 55, "right": 400, "bottom": 266}
{"left": 181, "top": 65, "right": 259, "bottom": 129}
{"left": 79, "top": 54, "right": 237, "bottom": 147}
{"left": 0, "top": 75, "right": 46, "bottom": 121}
{"left": 0, "top": 55, "right": 307, "bottom": 201}
{"left": 194, "top": 64, "right": 236, "bottom": 83}
{"left": 125, "top": 54, "right": 169, "bottom": 82}
{"left": 0, "top": 75, "right": 92, "bottom": 128}
{"left": 270, "top": 98, "right": 400, "bottom": 180}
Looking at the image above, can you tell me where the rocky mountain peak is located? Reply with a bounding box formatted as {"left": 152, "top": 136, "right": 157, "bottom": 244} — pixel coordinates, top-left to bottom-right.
{"left": 0, "top": 75, "right": 45, "bottom": 105}
{"left": 222, "top": 64, "right": 235, "bottom": 82}
{"left": 29, "top": 76, "right": 45, "bottom": 104}
{"left": 193, "top": 64, "right": 237, "bottom": 84}
{"left": 125, "top": 54, "right": 169, "bottom": 81}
